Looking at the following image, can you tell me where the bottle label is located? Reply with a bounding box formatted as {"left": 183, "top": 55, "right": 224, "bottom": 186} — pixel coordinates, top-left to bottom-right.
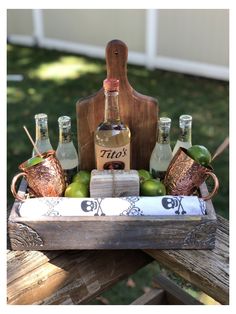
{"left": 151, "top": 169, "right": 166, "bottom": 181}
{"left": 95, "top": 143, "right": 130, "bottom": 170}
{"left": 64, "top": 166, "right": 78, "bottom": 185}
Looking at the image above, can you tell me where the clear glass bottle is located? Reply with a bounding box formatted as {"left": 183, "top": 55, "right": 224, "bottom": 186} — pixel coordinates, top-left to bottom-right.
{"left": 94, "top": 78, "right": 131, "bottom": 170}
{"left": 56, "top": 116, "right": 79, "bottom": 184}
{"left": 149, "top": 117, "right": 172, "bottom": 180}
{"left": 32, "top": 113, "right": 53, "bottom": 156}
{"left": 172, "top": 114, "right": 192, "bottom": 156}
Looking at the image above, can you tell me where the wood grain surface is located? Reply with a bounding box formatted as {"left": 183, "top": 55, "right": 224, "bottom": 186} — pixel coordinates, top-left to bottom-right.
{"left": 145, "top": 215, "right": 229, "bottom": 304}
{"left": 7, "top": 250, "right": 152, "bottom": 305}
{"left": 7, "top": 215, "right": 228, "bottom": 305}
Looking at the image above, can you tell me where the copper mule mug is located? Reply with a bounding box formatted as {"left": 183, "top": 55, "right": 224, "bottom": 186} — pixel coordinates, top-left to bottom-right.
{"left": 11, "top": 150, "right": 66, "bottom": 201}
{"left": 164, "top": 148, "right": 219, "bottom": 201}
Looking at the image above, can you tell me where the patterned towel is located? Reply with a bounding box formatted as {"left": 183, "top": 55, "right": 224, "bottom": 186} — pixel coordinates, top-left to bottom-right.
{"left": 18, "top": 196, "right": 206, "bottom": 217}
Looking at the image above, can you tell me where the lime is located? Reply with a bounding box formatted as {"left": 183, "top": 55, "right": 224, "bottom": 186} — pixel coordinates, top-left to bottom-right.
{"left": 140, "top": 179, "right": 166, "bottom": 196}
{"left": 25, "top": 156, "right": 44, "bottom": 168}
{"left": 64, "top": 182, "right": 89, "bottom": 198}
{"left": 72, "top": 170, "right": 91, "bottom": 186}
{"left": 187, "top": 145, "right": 212, "bottom": 167}
{"left": 138, "top": 169, "right": 153, "bottom": 184}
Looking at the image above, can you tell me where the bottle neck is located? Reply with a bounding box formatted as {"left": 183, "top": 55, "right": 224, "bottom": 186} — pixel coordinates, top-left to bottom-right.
{"left": 104, "top": 91, "right": 121, "bottom": 124}
{"left": 59, "top": 126, "right": 72, "bottom": 144}
{"left": 35, "top": 123, "right": 49, "bottom": 141}
{"left": 157, "top": 128, "right": 170, "bottom": 144}
{"left": 178, "top": 125, "right": 192, "bottom": 143}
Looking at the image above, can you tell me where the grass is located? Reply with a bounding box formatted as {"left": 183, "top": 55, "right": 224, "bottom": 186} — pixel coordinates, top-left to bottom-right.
{"left": 7, "top": 44, "right": 229, "bottom": 304}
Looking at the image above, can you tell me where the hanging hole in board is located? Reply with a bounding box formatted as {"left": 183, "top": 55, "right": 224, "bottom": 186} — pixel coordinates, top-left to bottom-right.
{"left": 114, "top": 50, "right": 119, "bottom": 55}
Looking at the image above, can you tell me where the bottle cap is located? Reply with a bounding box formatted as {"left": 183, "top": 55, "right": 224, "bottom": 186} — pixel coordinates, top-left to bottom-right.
{"left": 159, "top": 117, "right": 171, "bottom": 126}
{"left": 179, "top": 115, "right": 192, "bottom": 128}
{"left": 58, "top": 116, "right": 71, "bottom": 128}
{"left": 35, "top": 113, "right": 47, "bottom": 120}
{"left": 103, "top": 78, "right": 119, "bottom": 91}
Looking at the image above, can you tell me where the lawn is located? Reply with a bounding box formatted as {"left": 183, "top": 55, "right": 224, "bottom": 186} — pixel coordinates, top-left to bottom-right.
{"left": 7, "top": 44, "right": 229, "bottom": 304}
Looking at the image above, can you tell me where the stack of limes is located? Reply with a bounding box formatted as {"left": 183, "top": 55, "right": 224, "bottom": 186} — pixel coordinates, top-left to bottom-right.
{"left": 64, "top": 170, "right": 91, "bottom": 198}
{"left": 138, "top": 169, "right": 166, "bottom": 196}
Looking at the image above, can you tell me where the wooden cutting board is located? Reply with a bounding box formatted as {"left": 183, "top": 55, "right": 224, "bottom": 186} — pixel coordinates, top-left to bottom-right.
{"left": 76, "top": 39, "right": 159, "bottom": 170}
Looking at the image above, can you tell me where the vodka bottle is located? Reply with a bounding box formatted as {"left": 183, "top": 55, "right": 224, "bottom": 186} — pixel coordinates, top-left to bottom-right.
{"left": 94, "top": 78, "right": 131, "bottom": 170}
{"left": 56, "top": 116, "right": 79, "bottom": 184}
{"left": 172, "top": 114, "right": 192, "bottom": 156}
{"left": 32, "top": 113, "right": 53, "bottom": 156}
{"left": 149, "top": 117, "right": 172, "bottom": 180}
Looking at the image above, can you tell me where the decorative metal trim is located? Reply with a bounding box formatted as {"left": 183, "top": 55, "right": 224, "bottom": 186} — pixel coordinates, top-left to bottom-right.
{"left": 8, "top": 222, "right": 44, "bottom": 249}
{"left": 183, "top": 221, "right": 216, "bottom": 248}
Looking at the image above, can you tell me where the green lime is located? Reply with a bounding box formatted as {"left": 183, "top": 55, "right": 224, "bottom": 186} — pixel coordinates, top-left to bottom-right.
{"left": 25, "top": 156, "right": 44, "bottom": 168}
{"left": 138, "top": 169, "right": 153, "bottom": 184}
{"left": 72, "top": 170, "right": 91, "bottom": 186}
{"left": 64, "top": 182, "right": 89, "bottom": 198}
{"left": 140, "top": 179, "right": 166, "bottom": 196}
{"left": 187, "top": 145, "right": 212, "bottom": 167}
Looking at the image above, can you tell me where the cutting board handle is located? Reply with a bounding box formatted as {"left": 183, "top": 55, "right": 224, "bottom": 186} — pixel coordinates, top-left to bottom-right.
{"left": 106, "top": 39, "right": 130, "bottom": 86}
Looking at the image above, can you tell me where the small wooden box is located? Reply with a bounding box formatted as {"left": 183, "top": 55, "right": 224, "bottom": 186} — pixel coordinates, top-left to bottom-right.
{"left": 8, "top": 40, "right": 217, "bottom": 251}
{"left": 90, "top": 170, "right": 140, "bottom": 197}
{"left": 8, "top": 179, "right": 217, "bottom": 250}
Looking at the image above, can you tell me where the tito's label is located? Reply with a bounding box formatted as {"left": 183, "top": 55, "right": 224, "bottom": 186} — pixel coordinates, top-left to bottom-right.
{"left": 95, "top": 143, "right": 130, "bottom": 170}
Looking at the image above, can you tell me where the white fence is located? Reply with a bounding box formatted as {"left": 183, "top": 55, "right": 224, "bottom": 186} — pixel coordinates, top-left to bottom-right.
{"left": 7, "top": 9, "right": 229, "bottom": 80}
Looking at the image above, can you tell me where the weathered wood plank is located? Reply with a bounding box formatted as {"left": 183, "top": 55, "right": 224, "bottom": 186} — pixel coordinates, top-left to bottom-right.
{"left": 7, "top": 250, "right": 63, "bottom": 284}
{"left": 131, "top": 288, "right": 165, "bottom": 305}
{"left": 154, "top": 273, "right": 203, "bottom": 305}
{"left": 144, "top": 215, "right": 229, "bottom": 304}
{"left": 7, "top": 250, "right": 153, "bottom": 305}
{"left": 8, "top": 216, "right": 216, "bottom": 250}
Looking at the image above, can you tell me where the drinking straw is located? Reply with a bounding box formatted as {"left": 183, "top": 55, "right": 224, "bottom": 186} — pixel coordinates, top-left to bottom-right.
{"left": 23, "top": 125, "right": 43, "bottom": 158}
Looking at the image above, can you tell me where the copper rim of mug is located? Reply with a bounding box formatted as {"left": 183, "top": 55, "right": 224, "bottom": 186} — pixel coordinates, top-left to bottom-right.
{"left": 20, "top": 150, "right": 56, "bottom": 171}
{"left": 177, "top": 147, "right": 214, "bottom": 171}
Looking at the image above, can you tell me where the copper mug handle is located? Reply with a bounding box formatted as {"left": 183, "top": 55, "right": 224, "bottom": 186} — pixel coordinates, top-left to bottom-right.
{"left": 202, "top": 171, "right": 219, "bottom": 201}
{"left": 11, "top": 172, "right": 27, "bottom": 202}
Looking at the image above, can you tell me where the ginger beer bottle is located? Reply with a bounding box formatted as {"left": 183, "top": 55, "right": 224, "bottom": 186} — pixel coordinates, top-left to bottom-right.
{"left": 172, "top": 114, "right": 192, "bottom": 156}
{"left": 56, "top": 116, "right": 79, "bottom": 184}
{"left": 94, "top": 78, "right": 131, "bottom": 170}
{"left": 32, "top": 113, "right": 53, "bottom": 156}
{"left": 149, "top": 117, "right": 172, "bottom": 180}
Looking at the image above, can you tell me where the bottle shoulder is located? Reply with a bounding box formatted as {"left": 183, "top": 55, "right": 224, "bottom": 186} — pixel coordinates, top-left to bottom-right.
{"left": 56, "top": 142, "right": 78, "bottom": 157}
{"left": 150, "top": 142, "right": 172, "bottom": 158}
{"left": 33, "top": 139, "right": 53, "bottom": 155}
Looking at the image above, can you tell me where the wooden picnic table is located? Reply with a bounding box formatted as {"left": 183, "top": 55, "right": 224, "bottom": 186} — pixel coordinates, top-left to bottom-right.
{"left": 7, "top": 214, "right": 229, "bottom": 305}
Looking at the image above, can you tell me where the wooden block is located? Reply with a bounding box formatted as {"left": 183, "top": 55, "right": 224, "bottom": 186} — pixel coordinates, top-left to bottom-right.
{"left": 90, "top": 169, "right": 140, "bottom": 197}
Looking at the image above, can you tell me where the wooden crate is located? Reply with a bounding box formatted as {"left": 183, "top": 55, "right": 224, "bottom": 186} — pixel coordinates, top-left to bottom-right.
{"left": 8, "top": 40, "right": 217, "bottom": 250}
{"left": 8, "top": 179, "right": 217, "bottom": 250}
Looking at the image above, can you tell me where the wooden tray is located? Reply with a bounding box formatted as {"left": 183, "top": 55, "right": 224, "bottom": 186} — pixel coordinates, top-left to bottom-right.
{"left": 8, "top": 40, "right": 217, "bottom": 250}
{"left": 8, "top": 179, "right": 217, "bottom": 250}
